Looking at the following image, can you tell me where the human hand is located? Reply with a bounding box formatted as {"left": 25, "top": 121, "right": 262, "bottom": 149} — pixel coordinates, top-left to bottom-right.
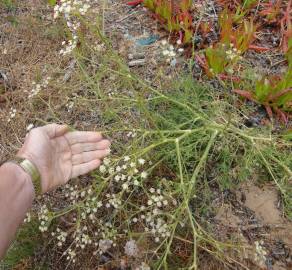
{"left": 17, "top": 124, "right": 111, "bottom": 193}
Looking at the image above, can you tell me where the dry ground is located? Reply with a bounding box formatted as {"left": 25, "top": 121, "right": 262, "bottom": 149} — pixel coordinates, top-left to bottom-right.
{"left": 0, "top": 1, "right": 291, "bottom": 269}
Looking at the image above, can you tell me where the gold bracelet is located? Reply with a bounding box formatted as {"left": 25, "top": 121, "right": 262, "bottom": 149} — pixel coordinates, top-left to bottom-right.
{"left": 9, "top": 157, "right": 42, "bottom": 195}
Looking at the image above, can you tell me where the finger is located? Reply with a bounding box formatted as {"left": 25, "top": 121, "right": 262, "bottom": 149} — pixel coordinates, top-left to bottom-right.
{"left": 71, "top": 159, "right": 101, "bottom": 178}
{"left": 65, "top": 131, "right": 103, "bottom": 145}
{"left": 72, "top": 149, "right": 110, "bottom": 165}
{"left": 71, "top": 140, "right": 111, "bottom": 154}
{"left": 41, "top": 124, "right": 69, "bottom": 139}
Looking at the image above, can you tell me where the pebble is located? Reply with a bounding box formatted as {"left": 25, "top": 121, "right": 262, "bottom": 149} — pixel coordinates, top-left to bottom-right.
{"left": 128, "top": 59, "right": 145, "bottom": 67}
{"left": 128, "top": 52, "right": 145, "bottom": 60}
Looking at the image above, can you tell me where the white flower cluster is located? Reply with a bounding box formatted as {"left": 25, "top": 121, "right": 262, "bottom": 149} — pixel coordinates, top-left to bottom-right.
{"left": 147, "top": 188, "right": 168, "bottom": 207}
{"left": 224, "top": 44, "right": 243, "bottom": 74}
{"left": 95, "top": 222, "right": 118, "bottom": 253}
{"left": 51, "top": 228, "right": 68, "bottom": 247}
{"left": 75, "top": 226, "right": 92, "bottom": 249}
{"left": 38, "top": 205, "right": 49, "bottom": 232}
{"left": 144, "top": 189, "right": 171, "bottom": 242}
{"left": 254, "top": 240, "right": 267, "bottom": 265}
{"left": 37, "top": 151, "right": 178, "bottom": 265}
{"left": 88, "top": 221, "right": 118, "bottom": 255}
{"left": 146, "top": 217, "right": 171, "bottom": 243}
{"left": 98, "top": 239, "right": 113, "bottom": 254}
{"left": 99, "top": 156, "right": 148, "bottom": 192}
{"left": 7, "top": 107, "right": 16, "bottom": 122}
{"left": 82, "top": 196, "right": 103, "bottom": 222}
{"left": 225, "top": 43, "right": 242, "bottom": 61}
{"left": 64, "top": 248, "right": 76, "bottom": 263}
{"left": 53, "top": 0, "right": 90, "bottom": 19}
{"left": 127, "top": 131, "right": 137, "bottom": 138}
{"left": 55, "top": 219, "right": 118, "bottom": 263}
{"left": 161, "top": 39, "right": 184, "bottom": 66}
{"left": 53, "top": 0, "right": 91, "bottom": 56}
{"left": 50, "top": 184, "right": 118, "bottom": 261}
{"left": 64, "top": 184, "right": 103, "bottom": 222}
{"left": 24, "top": 212, "right": 31, "bottom": 223}
{"left": 105, "top": 193, "right": 122, "bottom": 208}
{"left": 208, "top": 43, "right": 243, "bottom": 75}
{"left": 60, "top": 35, "right": 78, "bottom": 56}
{"left": 65, "top": 96, "right": 77, "bottom": 112}
{"left": 65, "top": 184, "right": 80, "bottom": 203}
{"left": 28, "top": 76, "right": 50, "bottom": 99}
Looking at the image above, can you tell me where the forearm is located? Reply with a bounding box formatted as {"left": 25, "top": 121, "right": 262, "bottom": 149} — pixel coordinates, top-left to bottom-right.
{"left": 0, "top": 162, "right": 35, "bottom": 259}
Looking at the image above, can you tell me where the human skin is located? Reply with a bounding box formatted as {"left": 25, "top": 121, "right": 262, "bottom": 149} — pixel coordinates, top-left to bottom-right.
{"left": 0, "top": 124, "right": 110, "bottom": 258}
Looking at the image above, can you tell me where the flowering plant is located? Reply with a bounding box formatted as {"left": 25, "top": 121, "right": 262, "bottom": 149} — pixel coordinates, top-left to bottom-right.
{"left": 234, "top": 40, "right": 292, "bottom": 122}
{"left": 204, "top": 43, "right": 242, "bottom": 77}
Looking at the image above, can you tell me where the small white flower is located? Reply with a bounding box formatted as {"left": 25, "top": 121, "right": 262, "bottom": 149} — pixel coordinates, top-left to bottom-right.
{"left": 162, "top": 50, "right": 169, "bottom": 56}
{"left": 99, "top": 165, "right": 106, "bottom": 173}
{"left": 122, "top": 183, "right": 129, "bottom": 190}
{"left": 169, "top": 51, "right": 176, "bottom": 57}
{"left": 161, "top": 39, "right": 167, "bottom": 46}
{"left": 163, "top": 200, "right": 168, "bottom": 206}
{"left": 124, "top": 156, "right": 130, "bottom": 162}
{"left": 133, "top": 179, "right": 139, "bottom": 186}
{"left": 138, "top": 158, "right": 145, "bottom": 165}
{"left": 114, "top": 175, "right": 121, "bottom": 182}
{"left": 130, "top": 162, "right": 136, "bottom": 168}
{"left": 141, "top": 172, "right": 148, "bottom": 179}
{"left": 103, "top": 158, "right": 110, "bottom": 166}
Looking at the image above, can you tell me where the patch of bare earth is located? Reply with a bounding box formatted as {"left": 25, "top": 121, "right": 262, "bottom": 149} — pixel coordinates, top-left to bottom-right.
{"left": 0, "top": 0, "right": 66, "bottom": 161}
{"left": 214, "top": 183, "right": 292, "bottom": 270}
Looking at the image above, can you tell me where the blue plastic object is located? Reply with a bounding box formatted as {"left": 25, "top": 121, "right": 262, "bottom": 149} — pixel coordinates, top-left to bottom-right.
{"left": 136, "top": 35, "right": 159, "bottom": 46}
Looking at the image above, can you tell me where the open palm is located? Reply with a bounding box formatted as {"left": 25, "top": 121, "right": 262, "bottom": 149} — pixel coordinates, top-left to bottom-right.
{"left": 17, "top": 124, "right": 110, "bottom": 193}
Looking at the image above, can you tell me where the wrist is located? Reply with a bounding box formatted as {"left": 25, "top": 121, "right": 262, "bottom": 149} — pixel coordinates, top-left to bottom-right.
{"left": 15, "top": 155, "right": 42, "bottom": 194}
{"left": 2, "top": 162, "right": 35, "bottom": 198}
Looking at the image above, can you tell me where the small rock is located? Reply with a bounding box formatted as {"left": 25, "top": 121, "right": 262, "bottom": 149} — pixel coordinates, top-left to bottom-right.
{"left": 128, "top": 59, "right": 145, "bottom": 67}
{"left": 128, "top": 52, "right": 145, "bottom": 60}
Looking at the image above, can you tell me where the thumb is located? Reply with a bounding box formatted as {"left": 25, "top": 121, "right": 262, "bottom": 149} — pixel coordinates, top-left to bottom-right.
{"left": 42, "top": 124, "right": 69, "bottom": 138}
